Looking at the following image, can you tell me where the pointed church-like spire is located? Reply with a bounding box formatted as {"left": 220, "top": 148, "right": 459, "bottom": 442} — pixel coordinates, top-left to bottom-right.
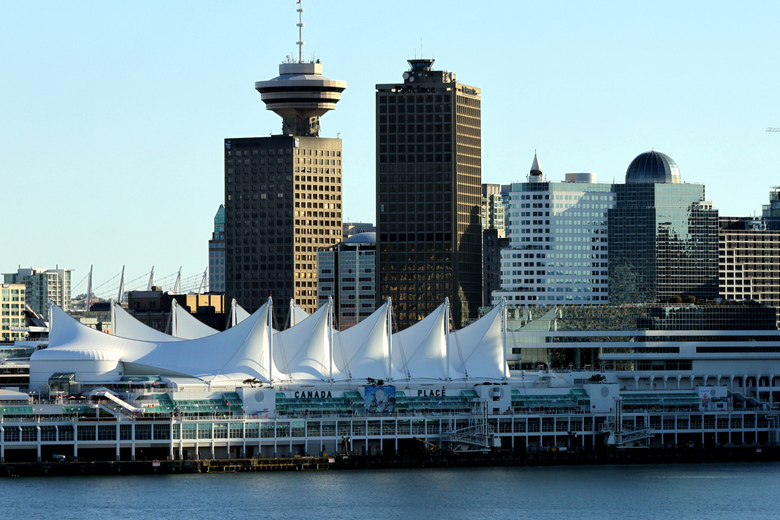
{"left": 529, "top": 151, "right": 544, "bottom": 182}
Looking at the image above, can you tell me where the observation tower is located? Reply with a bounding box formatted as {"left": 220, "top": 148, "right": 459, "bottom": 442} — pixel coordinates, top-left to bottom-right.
{"left": 254, "top": 2, "right": 346, "bottom": 137}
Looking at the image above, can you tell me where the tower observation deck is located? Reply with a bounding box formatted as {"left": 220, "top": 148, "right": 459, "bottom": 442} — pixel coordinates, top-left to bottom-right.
{"left": 254, "top": 3, "right": 345, "bottom": 137}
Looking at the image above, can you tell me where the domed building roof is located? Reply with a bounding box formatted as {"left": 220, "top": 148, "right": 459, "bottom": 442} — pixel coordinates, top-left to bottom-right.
{"left": 343, "top": 232, "right": 376, "bottom": 244}
{"left": 625, "top": 151, "right": 681, "bottom": 184}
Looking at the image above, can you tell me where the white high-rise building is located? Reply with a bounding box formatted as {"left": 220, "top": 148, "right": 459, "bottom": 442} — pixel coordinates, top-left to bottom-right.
{"left": 493, "top": 155, "right": 615, "bottom": 306}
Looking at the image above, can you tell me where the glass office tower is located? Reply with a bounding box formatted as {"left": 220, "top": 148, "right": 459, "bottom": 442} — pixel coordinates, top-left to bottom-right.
{"left": 608, "top": 151, "right": 719, "bottom": 303}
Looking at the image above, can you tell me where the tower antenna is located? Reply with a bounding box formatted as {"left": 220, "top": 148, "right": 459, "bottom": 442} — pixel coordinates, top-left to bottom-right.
{"left": 296, "top": 0, "right": 304, "bottom": 63}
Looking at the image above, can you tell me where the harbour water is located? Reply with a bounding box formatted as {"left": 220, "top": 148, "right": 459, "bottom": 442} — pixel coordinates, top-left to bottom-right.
{"left": 6, "top": 462, "right": 780, "bottom": 520}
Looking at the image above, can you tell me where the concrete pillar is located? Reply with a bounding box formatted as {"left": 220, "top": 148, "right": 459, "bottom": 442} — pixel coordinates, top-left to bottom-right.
{"left": 634, "top": 376, "right": 640, "bottom": 390}
{"left": 36, "top": 426, "right": 41, "bottom": 462}
{"left": 663, "top": 376, "right": 668, "bottom": 390}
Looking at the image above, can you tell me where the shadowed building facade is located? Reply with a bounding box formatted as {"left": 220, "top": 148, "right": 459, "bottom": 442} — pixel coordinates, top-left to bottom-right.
{"left": 376, "top": 59, "right": 482, "bottom": 330}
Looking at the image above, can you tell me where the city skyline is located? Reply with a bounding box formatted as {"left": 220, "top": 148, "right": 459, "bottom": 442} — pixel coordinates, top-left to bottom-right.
{"left": 2, "top": 1, "right": 779, "bottom": 294}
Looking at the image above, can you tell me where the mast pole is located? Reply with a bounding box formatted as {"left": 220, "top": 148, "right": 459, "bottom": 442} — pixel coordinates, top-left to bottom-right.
{"left": 445, "top": 298, "right": 450, "bottom": 381}
{"left": 296, "top": 1, "right": 304, "bottom": 63}
{"left": 329, "top": 296, "right": 334, "bottom": 382}
{"left": 387, "top": 298, "right": 392, "bottom": 379}
{"left": 117, "top": 265, "right": 125, "bottom": 304}
{"left": 268, "top": 297, "right": 274, "bottom": 383}
{"left": 502, "top": 298, "right": 508, "bottom": 380}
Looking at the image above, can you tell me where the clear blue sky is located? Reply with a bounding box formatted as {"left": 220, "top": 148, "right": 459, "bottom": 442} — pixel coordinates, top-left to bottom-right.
{"left": 2, "top": 1, "right": 778, "bottom": 297}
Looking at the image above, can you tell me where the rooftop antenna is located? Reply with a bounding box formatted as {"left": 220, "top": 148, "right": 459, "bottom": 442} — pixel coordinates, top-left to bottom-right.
{"left": 296, "top": 0, "right": 304, "bottom": 63}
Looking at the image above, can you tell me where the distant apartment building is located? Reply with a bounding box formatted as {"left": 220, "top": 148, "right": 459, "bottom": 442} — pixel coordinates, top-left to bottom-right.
{"left": 481, "top": 183, "right": 505, "bottom": 238}
{"left": 317, "top": 232, "right": 376, "bottom": 330}
{"left": 3, "top": 267, "right": 72, "bottom": 317}
{"left": 482, "top": 229, "right": 509, "bottom": 308}
{"left": 719, "top": 216, "right": 780, "bottom": 324}
{"left": 1, "top": 283, "right": 26, "bottom": 342}
{"left": 209, "top": 205, "right": 226, "bottom": 292}
{"left": 482, "top": 183, "right": 508, "bottom": 307}
{"left": 762, "top": 186, "right": 780, "bottom": 228}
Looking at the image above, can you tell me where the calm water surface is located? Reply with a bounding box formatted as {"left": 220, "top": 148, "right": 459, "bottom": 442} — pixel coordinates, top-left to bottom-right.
{"left": 4, "top": 462, "right": 780, "bottom": 520}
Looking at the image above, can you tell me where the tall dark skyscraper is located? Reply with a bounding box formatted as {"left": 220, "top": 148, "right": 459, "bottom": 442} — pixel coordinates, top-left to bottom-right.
{"left": 224, "top": 6, "right": 345, "bottom": 324}
{"left": 376, "top": 59, "right": 482, "bottom": 330}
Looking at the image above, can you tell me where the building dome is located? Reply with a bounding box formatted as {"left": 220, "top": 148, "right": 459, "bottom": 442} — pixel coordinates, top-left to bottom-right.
{"left": 343, "top": 232, "right": 376, "bottom": 245}
{"left": 625, "top": 151, "right": 681, "bottom": 184}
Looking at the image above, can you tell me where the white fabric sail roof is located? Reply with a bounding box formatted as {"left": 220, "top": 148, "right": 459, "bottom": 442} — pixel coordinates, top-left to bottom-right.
{"left": 30, "top": 299, "right": 509, "bottom": 389}
{"left": 112, "top": 301, "right": 182, "bottom": 342}
{"left": 449, "top": 304, "right": 508, "bottom": 380}
{"left": 126, "top": 303, "right": 270, "bottom": 381}
{"left": 219, "top": 302, "right": 279, "bottom": 383}
{"left": 31, "top": 303, "right": 275, "bottom": 387}
{"left": 391, "top": 303, "right": 448, "bottom": 380}
{"left": 171, "top": 299, "right": 219, "bottom": 339}
{"left": 273, "top": 304, "right": 339, "bottom": 381}
{"left": 333, "top": 303, "right": 400, "bottom": 381}
{"left": 290, "top": 302, "right": 309, "bottom": 327}
{"left": 228, "top": 300, "right": 252, "bottom": 328}
{"left": 235, "top": 303, "right": 251, "bottom": 324}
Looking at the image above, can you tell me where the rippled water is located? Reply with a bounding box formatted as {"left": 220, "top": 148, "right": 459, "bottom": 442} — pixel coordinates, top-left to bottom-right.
{"left": 5, "top": 462, "right": 780, "bottom": 520}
